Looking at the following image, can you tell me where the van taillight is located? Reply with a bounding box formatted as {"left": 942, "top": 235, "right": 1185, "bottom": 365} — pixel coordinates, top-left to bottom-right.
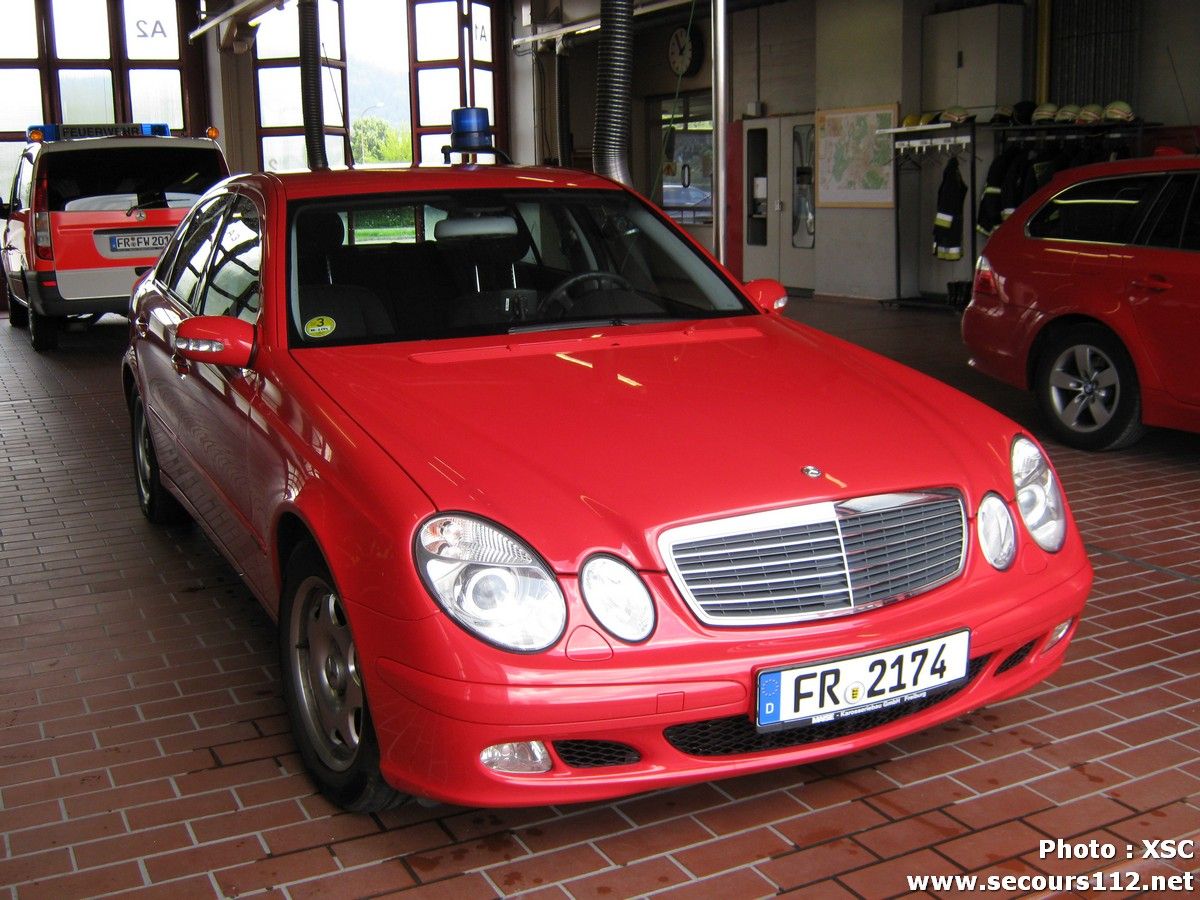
{"left": 972, "top": 255, "right": 997, "bottom": 300}
{"left": 33, "top": 172, "right": 53, "bottom": 261}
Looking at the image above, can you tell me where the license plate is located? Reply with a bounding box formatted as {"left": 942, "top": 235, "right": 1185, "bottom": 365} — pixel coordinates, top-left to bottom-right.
{"left": 756, "top": 630, "right": 970, "bottom": 731}
{"left": 109, "top": 232, "right": 171, "bottom": 253}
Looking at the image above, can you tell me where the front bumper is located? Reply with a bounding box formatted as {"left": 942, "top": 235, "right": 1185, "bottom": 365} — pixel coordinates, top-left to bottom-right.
{"left": 358, "top": 558, "right": 1092, "bottom": 808}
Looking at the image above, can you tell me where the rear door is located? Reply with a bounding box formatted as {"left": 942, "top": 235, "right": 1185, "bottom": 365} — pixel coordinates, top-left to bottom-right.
{"left": 1126, "top": 172, "right": 1200, "bottom": 407}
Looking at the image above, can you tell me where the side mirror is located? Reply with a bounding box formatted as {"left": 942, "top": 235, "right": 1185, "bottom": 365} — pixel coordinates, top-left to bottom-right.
{"left": 743, "top": 278, "right": 789, "bottom": 315}
{"left": 175, "top": 315, "right": 256, "bottom": 368}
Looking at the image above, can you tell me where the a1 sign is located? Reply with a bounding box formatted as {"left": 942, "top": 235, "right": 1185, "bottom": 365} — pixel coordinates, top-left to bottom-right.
{"left": 124, "top": 0, "right": 180, "bottom": 61}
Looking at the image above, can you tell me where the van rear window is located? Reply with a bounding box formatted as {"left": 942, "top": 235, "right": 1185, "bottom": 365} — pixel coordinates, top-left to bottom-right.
{"left": 42, "top": 146, "right": 226, "bottom": 212}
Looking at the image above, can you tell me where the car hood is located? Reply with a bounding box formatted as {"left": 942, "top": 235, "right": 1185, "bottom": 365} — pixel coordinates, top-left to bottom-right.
{"left": 293, "top": 316, "right": 1019, "bottom": 572}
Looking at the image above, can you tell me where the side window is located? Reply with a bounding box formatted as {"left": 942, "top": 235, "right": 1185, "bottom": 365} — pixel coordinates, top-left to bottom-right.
{"left": 195, "top": 195, "right": 262, "bottom": 322}
{"left": 1027, "top": 175, "right": 1162, "bottom": 244}
{"left": 12, "top": 154, "right": 34, "bottom": 210}
{"left": 164, "top": 196, "right": 230, "bottom": 309}
{"left": 1182, "top": 184, "right": 1200, "bottom": 252}
{"left": 1139, "top": 175, "right": 1197, "bottom": 250}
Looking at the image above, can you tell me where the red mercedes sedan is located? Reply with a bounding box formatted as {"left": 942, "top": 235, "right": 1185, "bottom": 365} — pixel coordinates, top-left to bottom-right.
{"left": 963, "top": 154, "right": 1200, "bottom": 450}
{"left": 123, "top": 164, "right": 1091, "bottom": 811}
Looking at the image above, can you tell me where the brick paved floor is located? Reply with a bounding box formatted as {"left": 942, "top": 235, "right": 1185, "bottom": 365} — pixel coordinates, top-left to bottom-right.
{"left": 1, "top": 301, "right": 1197, "bottom": 899}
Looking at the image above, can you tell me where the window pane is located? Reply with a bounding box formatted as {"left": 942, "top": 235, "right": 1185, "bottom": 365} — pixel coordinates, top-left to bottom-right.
{"left": 167, "top": 197, "right": 228, "bottom": 308}
{"left": 255, "top": 3, "right": 299, "bottom": 59}
{"left": 1141, "top": 176, "right": 1195, "bottom": 250}
{"left": 0, "top": 144, "right": 25, "bottom": 184}
{"left": 471, "top": 4, "right": 492, "bottom": 63}
{"left": 345, "top": 0, "right": 412, "bottom": 166}
{"left": 129, "top": 69, "right": 184, "bottom": 130}
{"left": 8, "top": 0, "right": 39, "bottom": 59}
{"left": 53, "top": 0, "right": 112, "bottom": 60}
{"left": 792, "top": 124, "right": 815, "bottom": 249}
{"left": 417, "top": 68, "right": 460, "bottom": 126}
{"left": 419, "top": 132, "right": 450, "bottom": 166}
{"left": 320, "top": 0, "right": 342, "bottom": 60}
{"left": 123, "top": 0, "right": 180, "bottom": 60}
{"left": 472, "top": 68, "right": 493, "bottom": 122}
{"left": 322, "top": 66, "right": 344, "bottom": 128}
{"left": 59, "top": 70, "right": 115, "bottom": 124}
{"left": 263, "top": 135, "right": 345, "bottom": 172}
{"left": 259, "top": 67, "right": 304, "bottom": 128}
{"left": 415, "top": 2, "right": 460, "bottom": 61}
{"left": 0, "top": 71, "right": 44, "bottom": 131}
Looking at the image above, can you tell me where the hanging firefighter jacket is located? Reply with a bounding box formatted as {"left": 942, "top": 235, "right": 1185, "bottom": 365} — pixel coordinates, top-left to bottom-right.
{"left": 977, "top": 144, "right": 1021, "bottom": 238}
{"left": 933, "top": 156, "right": 968, "bottom": 260}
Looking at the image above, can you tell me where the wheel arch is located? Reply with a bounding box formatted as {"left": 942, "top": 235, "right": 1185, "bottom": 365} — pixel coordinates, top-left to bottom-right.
{"left": 1026, "top": 314, "right": 1136, "bottom": 390}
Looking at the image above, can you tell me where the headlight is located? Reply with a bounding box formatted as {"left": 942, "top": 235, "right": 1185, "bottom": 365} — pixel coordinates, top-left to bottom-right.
{"left": 580, "top": 555, "right": 656, "bottom": 643}
{"left": 977, "top": 492, "right": 1016, "bottom": 570}
{"left": 1011, "top": 436, "right": 1066, "bottom": 552}
{"left": 416, "top": 515, "right": 566, "bottom": 652}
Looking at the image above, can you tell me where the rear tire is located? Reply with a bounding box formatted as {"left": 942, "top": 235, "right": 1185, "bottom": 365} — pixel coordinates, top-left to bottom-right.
{"left": 280, "top": 541, "right": 407, "bottom": 813}
{"left": 1033, "top": 325, "right": 1145, "bottom": 451}
{"left": 131, "top": 394, "right": 190, "bottom": 524}
{"left": 28, "top": 306, "right": 59, "bottom": 351}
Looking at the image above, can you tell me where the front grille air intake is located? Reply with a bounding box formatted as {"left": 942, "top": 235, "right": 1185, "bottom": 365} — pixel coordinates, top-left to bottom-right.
{"left": 660, "top": 491, "right": 966, "bottom": 626}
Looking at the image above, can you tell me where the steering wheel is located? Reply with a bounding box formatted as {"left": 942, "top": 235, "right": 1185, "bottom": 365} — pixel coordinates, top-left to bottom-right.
{"left": 538, "top": 270, "right": 634, "bottom": 316}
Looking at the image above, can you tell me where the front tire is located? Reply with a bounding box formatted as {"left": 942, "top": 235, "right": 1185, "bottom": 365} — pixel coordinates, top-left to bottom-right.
{"left": 280, "top": 542, "right": 406, "bottom": 813}
{"left": 131, "top": 394, "right": 190, "bottom": 524}
{"left": 1033, "top": 325, "right": 1145, "bottom": 451}
{"left": 4, "top": 283, "right": 27, "bottom": 328}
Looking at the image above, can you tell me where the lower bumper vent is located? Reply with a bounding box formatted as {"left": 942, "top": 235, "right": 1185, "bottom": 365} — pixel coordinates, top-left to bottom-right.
{"left": 553, "top": 739, "right": 641, "bottom": 768}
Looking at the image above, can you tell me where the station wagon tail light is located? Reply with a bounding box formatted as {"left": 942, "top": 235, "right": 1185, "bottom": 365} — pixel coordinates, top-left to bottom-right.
{"left": 33, "top": 172, "right": 52, "bottom": 260}
{"left": 416, "top": 514, "right": 566, "bottom": 652}
{"left": 580, "top": 555, "right": 655, "bottom": 642}
{"left": 1011, "top": 436, "right": 1066, "bottom": 552}
{"left": 972, "top": 255, "right": 997, "bottom": 300}
{"left": 977, "top": 493, "right": 1016, "bottom": 570}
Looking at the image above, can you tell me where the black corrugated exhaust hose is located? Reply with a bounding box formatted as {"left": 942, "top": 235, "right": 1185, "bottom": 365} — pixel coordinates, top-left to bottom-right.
{"left": 592, "top": 0, "right": 633, "bottom": 185}
{"left": 555, "top": 45, "right": 572, "bottom": 167}
{"left": 298, "top": 0, "right": 328, "bottom": 171}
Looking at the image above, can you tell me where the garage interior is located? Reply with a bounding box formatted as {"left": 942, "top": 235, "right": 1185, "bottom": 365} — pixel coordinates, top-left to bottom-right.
{"left": 2, "top": 0, "right": 1200, "bottom": 898}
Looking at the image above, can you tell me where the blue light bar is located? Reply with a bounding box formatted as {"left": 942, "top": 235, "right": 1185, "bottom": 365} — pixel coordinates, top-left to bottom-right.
{"left": 27, "top": 123, "right": 171, "bottom": 141}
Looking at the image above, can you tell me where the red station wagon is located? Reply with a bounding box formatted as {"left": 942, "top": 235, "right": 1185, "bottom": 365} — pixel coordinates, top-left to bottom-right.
{"left": 122, "top": 158, "right": 1091, "bottom": 810}
{"left": 1, "top": 123, "right": 228, "bottom": 350}
{"left": 963, "top": 154, "right": 1200, "bottom": 450}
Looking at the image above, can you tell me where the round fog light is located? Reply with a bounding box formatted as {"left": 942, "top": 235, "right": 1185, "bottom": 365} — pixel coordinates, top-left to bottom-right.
{"left": 480, "top": 741, "right": 552, "bottom": 774}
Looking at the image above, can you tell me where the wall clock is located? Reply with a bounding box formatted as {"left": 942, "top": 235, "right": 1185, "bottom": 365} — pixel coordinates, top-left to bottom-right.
{"left": 667, "top": 25, "right": 703, "bottom": 77}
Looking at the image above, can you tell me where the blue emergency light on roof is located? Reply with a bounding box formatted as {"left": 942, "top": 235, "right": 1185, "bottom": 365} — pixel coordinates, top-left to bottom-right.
{"left": 27, "top": 123, "right": 171, "bottom": 141}
{"left": 443, "top": 108, "right": 512, "bottom": 164}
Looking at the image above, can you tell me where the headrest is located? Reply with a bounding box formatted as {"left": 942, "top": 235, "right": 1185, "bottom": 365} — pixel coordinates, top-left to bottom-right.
{"left": 296, "top": 209, "right": 345, "bottom": 254}
{"left": 435, "top": 215, "right": 529, "bottom": 266}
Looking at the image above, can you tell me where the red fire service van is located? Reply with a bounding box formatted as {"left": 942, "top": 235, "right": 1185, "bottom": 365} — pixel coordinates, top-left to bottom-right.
{"left": 1, "top": 123, "right": 228, "bottom": 350}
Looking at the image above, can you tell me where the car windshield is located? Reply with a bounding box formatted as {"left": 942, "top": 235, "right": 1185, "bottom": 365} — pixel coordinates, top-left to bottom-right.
{"left": 288, "top": 188, "right": 751, "bottom": 345}
{"left": 43, "top": 146, "right": 226, "bottom": 212}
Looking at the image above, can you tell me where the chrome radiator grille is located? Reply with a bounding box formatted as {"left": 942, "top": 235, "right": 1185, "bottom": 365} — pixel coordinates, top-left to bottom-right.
{"left": 660, "top": 492, "right": 966, "bottom": 625}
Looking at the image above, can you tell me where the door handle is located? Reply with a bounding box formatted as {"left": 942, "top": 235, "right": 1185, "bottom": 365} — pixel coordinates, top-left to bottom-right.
{"left": 132, "top": 315, "right": 149, "bottom": 338}
{"left": 1130, "top": 274, "right": 1173, "bottom": 291}
{"left": 171, "top": 351, "right": 190, "bottom": 376}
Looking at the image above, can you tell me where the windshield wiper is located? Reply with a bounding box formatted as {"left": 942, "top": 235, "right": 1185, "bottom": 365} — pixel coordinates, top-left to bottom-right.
{"left": 508, "top": 316, "right": 678, "bottom": 334}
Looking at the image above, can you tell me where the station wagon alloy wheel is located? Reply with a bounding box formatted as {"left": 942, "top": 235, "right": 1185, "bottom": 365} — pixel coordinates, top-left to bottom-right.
{"left": 289, "top": 574, "right": 363, "bottom": 771}
{"left": 1034, "top": 325, "right": 1144, "bottom": 450}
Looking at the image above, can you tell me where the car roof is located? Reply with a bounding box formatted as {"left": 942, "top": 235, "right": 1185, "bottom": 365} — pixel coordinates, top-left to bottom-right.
{"left": 1051, "top": 152, "right": 1200, "bottom": 185}
{"left": 242, "top": 165, "right": 627, "bottom": 201}
{"left": 28, "top": 135, "right": 223, "bottom": 155}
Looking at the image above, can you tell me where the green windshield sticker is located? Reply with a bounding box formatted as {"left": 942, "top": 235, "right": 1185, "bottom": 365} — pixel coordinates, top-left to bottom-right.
{"left": 304, "top": 316, "right": 336, "bottom": 339}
